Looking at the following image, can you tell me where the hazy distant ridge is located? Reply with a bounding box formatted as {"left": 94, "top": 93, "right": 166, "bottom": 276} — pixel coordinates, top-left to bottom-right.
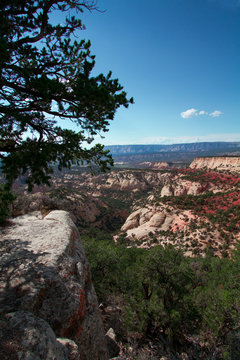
{"left": 105, "top": 142, "right": 240, "bottom": 155}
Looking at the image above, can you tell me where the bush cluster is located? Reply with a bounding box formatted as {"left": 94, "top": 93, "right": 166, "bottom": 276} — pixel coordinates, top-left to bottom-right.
{"left": 82, "top": 229, "right": 240, "bottom": 357}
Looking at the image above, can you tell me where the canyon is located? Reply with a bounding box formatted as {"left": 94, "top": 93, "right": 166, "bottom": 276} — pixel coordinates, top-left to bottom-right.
{"left": 1, "top": 156, "right": 240, "bottom": 359}
{"left": 11, "top": 156, "right": 240, "bottom": 257}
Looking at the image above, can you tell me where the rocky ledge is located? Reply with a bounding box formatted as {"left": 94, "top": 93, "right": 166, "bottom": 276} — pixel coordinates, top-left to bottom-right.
{"left": 190, "top": 156, "right": 240, "bottom": 172}
{"left": 0, "top": 210, "right": 108, "bottom": 360}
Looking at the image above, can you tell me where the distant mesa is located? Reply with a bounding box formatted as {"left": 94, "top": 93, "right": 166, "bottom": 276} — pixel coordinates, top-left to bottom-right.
{"left": 105, "top": 142, "right": 240, "bottom": 165}
{"left": 190, "top": 156, "right": 240, "bottom": 172}
{"left": 105, "top": 142, "right": 240, "bottom": 155}
{"left": 136, "top": 156, "right": 240, "bottom": 172}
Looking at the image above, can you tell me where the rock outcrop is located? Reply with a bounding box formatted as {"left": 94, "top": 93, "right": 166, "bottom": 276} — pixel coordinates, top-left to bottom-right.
{"left": 77, "top": 170, "right": 172, "bottom": 193}
{"left": 11, "top": 189, "right": 129, "bottom": 232}
{"left": 160, "top": 179, "right": 203, "bottom": 197}
{"left": 0, "top": 311, "right": 79, "bottom": 360}
{"left": 120, "top": 206, "right": 196, "bottom": 244}
{"left": 137, "top": 161, "right": 170, "bottom": 169}
{"left": 11, "top": 191, "right": 102, "bottom": 225}
{"left": 0, "top": 210, "right": 108, "bottom": 360}
{"left": 190, "top": 156, "right": 240, "bottom": 172}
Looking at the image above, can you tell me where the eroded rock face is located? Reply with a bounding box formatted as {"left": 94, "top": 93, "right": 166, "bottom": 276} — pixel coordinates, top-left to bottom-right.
{"left": 161, "top": 179, "right": 204, "bottom": 197}
{"left": 0, "top": 210, "right": 108, "bottom": 360}
{"left": 120, "top": 206, "right": 167, "bottom": 239}
{"left": 190, "top": 156, "right": 240, "bottom": 172}
{"left": 93, "top": 170, "right": 172, "bottom": 192}
{"left": 119, "top": 205, "right": 196, "bottom": 246}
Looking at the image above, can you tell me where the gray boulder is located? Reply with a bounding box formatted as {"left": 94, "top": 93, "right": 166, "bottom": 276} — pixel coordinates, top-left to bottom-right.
{"left": 0, "top": 210, "right": 108, "bottom": 359}
{"left": 0, "top": 311, "right": 72, "bottom": 360}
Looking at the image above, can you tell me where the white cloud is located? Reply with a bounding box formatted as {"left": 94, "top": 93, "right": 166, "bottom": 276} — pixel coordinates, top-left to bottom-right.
{"left": 181, "top": 108, "right": 223, "bottom": 118}
{"left": 181, "top": 108, "right": 198, "bottom": 119}
{"left": 199, "top": 110, "right": 208, "bottom": 115}
{"left": 209, "top": 110, "right": 223, "bottom": 117}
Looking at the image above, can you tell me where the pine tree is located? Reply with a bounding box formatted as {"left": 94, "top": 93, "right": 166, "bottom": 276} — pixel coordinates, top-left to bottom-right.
{"left": 0, "top": 0, "right": 133, "bottom": 219}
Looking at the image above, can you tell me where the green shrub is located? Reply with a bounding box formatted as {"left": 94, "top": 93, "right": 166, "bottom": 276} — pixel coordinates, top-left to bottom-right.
{"left": 125, "top": 245, "right": 200, "bottom": 344}
{"left": 0, "top": 185, "right": 15, "bottom": 223}
{"left": 82, "top": 228, "right": 240, "bottom": 354}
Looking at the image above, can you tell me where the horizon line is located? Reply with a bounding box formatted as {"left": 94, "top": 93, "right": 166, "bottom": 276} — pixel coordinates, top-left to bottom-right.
{"left": 104, "top": 140, "right": 240, "bottom": 146}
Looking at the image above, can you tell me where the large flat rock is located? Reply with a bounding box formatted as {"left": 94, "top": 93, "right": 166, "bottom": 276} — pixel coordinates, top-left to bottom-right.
{"left": 0, "top": 210, "right": 108, "bottom": 360}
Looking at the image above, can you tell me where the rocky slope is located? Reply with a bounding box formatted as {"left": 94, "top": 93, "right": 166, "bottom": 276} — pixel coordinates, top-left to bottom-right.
{"left": 0, "top": 211, "right": 108, "bottom": 360}
{"left": 11, "top": 188, "right": 129, "bottom": 232}
{"left": 66, "top": 169, "right": 171, "bottom": 193}
{"left": 115, "top": 169, "right": 240, "bottom": 256}
{"left": 117, "top": 202, "right": 239, "bottom": 256}
{"left": 190, "top": 156, "right": 240, "bottom": 172}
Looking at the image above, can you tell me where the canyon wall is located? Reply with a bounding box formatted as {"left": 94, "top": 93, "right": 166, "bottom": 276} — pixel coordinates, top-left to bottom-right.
{"left": 190, "top": 156, "right": 240, "bottom": 172}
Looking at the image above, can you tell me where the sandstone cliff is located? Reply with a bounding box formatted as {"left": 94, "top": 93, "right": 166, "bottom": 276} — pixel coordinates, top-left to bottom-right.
{"left": 190, "top": 156, "right": 240, "bottom": 172}
{"left": 50, "top": 169, "right": 172, "bottom": 193}
{"left": 0, "top": 210, "right": 108, "bottom": 360}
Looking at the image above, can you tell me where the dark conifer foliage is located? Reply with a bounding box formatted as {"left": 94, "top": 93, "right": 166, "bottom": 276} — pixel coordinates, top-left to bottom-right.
{"left": 0, "top": 0, "right": 133, "bottom": 192}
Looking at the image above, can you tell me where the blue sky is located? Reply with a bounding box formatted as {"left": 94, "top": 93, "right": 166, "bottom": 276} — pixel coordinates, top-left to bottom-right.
{"left": 69, "top": 0, "right": 240, "bottom": 145}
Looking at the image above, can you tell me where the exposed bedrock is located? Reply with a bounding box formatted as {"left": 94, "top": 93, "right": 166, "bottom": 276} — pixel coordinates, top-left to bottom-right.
{"left": 0, "top": 210, "right": 108, "bottom": 360}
